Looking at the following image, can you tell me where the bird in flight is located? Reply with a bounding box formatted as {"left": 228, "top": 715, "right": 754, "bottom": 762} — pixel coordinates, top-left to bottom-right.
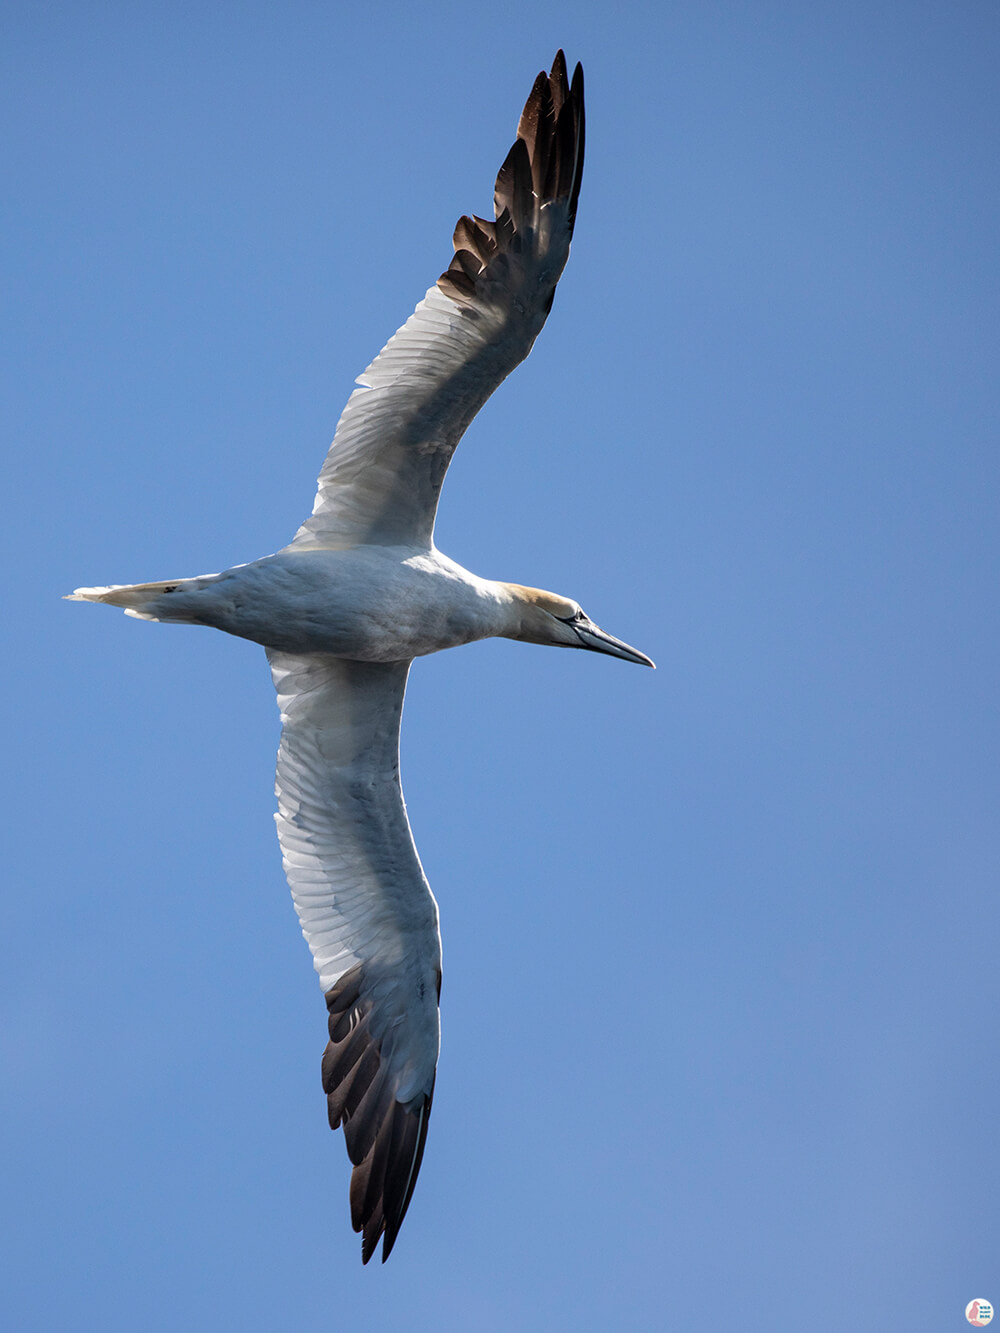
{"left": 69, "top": 51, "right": 652, "bottom": 1263}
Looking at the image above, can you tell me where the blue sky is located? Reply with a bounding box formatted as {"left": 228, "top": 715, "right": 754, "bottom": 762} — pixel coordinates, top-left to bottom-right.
{"left": 4, "top": 3, "right": 998, "bottom": 1329}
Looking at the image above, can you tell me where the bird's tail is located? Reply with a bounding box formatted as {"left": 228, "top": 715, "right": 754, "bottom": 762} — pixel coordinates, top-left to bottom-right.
{"left": 65, "top": 575, "right": 217, "bottom": 622}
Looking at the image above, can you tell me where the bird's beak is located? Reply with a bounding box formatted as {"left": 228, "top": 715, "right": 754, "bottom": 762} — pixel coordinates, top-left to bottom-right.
{"left": 573, "top": 620, "right": 655, "bottom": 668}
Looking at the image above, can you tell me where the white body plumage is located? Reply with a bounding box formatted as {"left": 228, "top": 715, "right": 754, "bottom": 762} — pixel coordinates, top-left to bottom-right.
{"left": 119, "top": 546, "right": 515, "bottom": 661}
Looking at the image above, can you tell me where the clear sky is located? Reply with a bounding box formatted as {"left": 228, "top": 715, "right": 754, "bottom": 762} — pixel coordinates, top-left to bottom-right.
{"left": 4, "top": 3, "right": 998, "bottom": 1330}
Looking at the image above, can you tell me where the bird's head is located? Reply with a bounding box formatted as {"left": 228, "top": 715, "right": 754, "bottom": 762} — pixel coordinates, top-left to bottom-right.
{"left": 504, "top": 584, "right": 654, "bottom": 667}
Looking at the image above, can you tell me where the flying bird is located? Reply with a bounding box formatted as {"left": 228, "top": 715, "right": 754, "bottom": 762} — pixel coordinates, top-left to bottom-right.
{"left": 69, "top": 51, "right": 652, "bottom": 1263}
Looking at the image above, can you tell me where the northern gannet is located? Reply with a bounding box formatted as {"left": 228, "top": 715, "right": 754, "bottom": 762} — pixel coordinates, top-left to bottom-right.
{"left": 68, "top": 51, "right": 652, "bottom": 1263}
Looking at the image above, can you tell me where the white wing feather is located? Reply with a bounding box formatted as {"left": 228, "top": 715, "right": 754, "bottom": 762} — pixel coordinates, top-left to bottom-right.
{"left": 268, "top": 649, "right": 440, "bottom": 1261}
{"left": 288, "top": 54, "right": 584, "bottom": 552}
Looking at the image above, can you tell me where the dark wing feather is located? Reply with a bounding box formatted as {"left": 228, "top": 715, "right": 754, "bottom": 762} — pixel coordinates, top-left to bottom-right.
{"left": 324, "top": 963, "right": 436, "bottom": 1263}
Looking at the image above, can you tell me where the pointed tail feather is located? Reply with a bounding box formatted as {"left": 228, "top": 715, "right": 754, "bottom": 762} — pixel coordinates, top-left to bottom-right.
{"left": 65, "top": 576, "right": 214, "bottom": 622}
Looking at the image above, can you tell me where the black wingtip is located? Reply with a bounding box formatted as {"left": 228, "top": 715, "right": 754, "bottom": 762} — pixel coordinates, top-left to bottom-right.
{"left": 437, "top": 53, "right": 586, "bottom": 304}
{"left": 379, "top": 1089, "right": 433, "bottom": 1262}
{"left": 323, "top": 968, "right": 437, "bottom": 1266}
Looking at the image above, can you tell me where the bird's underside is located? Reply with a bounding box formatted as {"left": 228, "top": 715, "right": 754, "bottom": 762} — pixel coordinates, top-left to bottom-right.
{"left": 68, "top": 51, "right": 588, "bottom": 1264}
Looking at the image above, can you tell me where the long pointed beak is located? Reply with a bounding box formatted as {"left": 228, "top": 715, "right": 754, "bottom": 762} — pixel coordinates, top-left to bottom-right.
{"left": 573, "top": 620, "right": 655, "bottom": 668}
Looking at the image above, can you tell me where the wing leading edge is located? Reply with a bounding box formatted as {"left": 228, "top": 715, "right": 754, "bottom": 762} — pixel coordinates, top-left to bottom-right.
{"left": 268, "top": 651, "right": 442, "bottom": 1262}
{"left": 289, "top": 51, "right": 585, "bottom": 552}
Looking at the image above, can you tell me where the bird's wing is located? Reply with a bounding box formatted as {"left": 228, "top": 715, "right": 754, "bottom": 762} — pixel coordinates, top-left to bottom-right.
{"left": 268, "top": 649, "right": 441, "bottom": 1264}
{"left": 288, "top": 51, "right": 584, "bottom": 552}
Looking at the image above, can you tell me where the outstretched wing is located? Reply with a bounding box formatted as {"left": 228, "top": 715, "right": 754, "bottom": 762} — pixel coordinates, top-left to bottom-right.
{"left": 268, "top": 650, "right": 442, "bottom": 1263}
{"left": 289, "top": 51, "right": 585, "bottom": 552}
